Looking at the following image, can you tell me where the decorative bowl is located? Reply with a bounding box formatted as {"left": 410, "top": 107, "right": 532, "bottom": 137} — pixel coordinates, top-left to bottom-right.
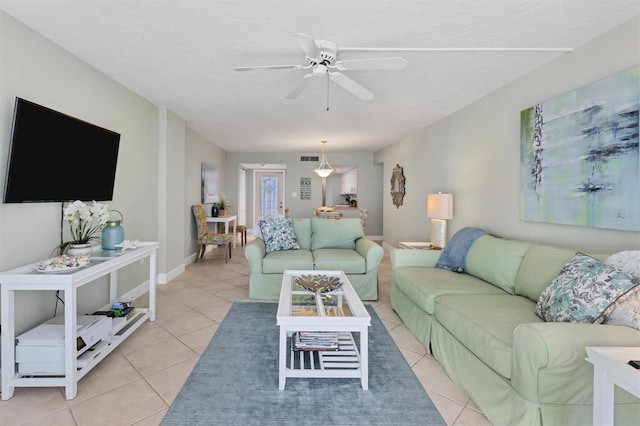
{"left": 294, "top": 274, "right": 343, "bottom": 293}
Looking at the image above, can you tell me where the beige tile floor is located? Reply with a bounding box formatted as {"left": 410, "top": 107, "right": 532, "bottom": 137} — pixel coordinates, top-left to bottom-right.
{"left": 0, "top": 237, "right": 491, "bottom": 426}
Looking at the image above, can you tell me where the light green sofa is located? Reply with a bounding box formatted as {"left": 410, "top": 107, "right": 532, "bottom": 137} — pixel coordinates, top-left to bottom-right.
{"left": 246, "top": 218, "right": 384, "bottom": 300}
{"left": 391, "top": 234, "right": 640, "bottom": 426}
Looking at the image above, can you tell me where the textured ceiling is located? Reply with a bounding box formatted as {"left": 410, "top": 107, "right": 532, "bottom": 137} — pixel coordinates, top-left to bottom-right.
{"left": 1, "top": 1, "right": 638, "bottom": 153}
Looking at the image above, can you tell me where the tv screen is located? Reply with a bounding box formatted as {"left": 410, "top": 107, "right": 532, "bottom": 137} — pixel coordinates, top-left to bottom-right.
{"left": 3, "top": 97, "right": 121, "bottom": 203}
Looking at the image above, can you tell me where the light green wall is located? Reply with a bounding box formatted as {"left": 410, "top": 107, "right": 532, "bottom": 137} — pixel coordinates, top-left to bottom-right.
{"left": 0, "top": 12, "right": 164, "bottom": 333}
{"left": 184, "top": 127, "right": 227, "bottom": 258}
{"left": 375, "top": 16, "right": 640, "bottom": 254}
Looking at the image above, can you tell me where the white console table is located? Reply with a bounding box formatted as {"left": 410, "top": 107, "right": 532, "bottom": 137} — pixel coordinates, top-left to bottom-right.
{"left": 0, "top": 242, "right": 158, "bottom": 400}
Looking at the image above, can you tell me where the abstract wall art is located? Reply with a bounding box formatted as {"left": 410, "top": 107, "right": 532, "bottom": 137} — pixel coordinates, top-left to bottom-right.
{"left": 201, "top": 162, "right": 219, "bottom": 204}
{"left": 520, "top": 66, "right": 639, "bottom": 231}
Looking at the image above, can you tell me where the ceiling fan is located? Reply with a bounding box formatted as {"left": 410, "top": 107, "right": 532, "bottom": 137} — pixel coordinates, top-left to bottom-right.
{"left": 234, "top": 33, "right": 408, "bottom": 101}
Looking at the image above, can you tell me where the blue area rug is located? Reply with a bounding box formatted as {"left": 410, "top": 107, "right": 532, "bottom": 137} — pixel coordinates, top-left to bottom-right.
{"left": 162, "top": 302, "right": 445, "bottom": 425}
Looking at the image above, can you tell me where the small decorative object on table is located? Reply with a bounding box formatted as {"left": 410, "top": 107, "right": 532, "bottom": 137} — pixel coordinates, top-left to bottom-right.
{"left": 114, "top": 239, "right": 142, "bottom": 251}
{"left": 102, "top": 210, "right": 125, "bottom": 250}
{"left": 219, "top": 198, "right": 230, "bottom": 216}
{"left": 60, "top": 200, "right": 109, "bottom": 256}
{"left": 294, "top": 274, "right": 343, "bottom": 293}
{"left": 36, "top": 255, "right": 90, "bottom": 273}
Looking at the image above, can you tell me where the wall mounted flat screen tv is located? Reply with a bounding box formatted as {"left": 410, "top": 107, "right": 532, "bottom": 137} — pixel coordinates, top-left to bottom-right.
{"left": 3, "top": 97, "right": 121, "bottom": 203}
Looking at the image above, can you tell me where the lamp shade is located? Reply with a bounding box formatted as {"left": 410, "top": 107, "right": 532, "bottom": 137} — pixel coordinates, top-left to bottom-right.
{"left": 314, "top": 140, "right": 333, "bottom": 177}
{"left": 314, "top": 167, "right": 333, "bottom": 178}
{"left": 427, "top": 193, "right": 453, "bottom": 220}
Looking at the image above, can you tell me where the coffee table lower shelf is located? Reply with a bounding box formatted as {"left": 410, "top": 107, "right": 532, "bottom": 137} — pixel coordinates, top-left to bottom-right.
{"left": 281, "top": 331, "right": 366, "bottom": 389}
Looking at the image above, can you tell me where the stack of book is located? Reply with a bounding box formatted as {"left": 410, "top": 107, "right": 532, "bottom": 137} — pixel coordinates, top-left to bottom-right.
{"left": 293, "top": 331, "right": 339, "bottom": 351}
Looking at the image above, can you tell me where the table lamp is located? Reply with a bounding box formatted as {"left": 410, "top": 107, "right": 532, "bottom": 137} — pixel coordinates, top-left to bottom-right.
{"left": 427, "top": 193, "right": 453, "bottom": 250}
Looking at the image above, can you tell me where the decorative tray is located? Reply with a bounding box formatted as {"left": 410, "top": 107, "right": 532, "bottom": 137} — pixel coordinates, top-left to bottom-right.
{"left": 36, "top": 255, "right": 90, "bottom": 273}
{"left": 294, "top": 274, "right": 343, "bottom": 293}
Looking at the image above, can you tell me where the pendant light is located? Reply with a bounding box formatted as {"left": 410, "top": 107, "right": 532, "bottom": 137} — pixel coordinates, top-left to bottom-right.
{"left": 314, "top": 140, "right": 333, "bottom": 177}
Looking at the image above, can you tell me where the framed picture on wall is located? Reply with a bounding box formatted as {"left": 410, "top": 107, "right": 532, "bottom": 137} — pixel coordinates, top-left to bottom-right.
{"left": 201, "top": 162, "right": 219, "bottom": 204}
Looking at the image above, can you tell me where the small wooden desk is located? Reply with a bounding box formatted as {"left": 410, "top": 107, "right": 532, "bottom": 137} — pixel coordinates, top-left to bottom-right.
{"left": 207, "top": 215, "right": 238, "bottom": 248}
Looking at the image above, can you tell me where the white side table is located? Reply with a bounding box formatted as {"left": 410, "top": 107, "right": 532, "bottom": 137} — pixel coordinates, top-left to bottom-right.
{"left": 206, "top": 215, "right": 238, "bottom": 248}
{"left": 585, "top": 346, "right": 640, "bottom": 426}
{"left": 397, "top": 241, "right": 435, "bottom": 250}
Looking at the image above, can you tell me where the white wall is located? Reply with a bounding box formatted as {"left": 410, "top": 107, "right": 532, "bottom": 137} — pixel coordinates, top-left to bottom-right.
{"left": 376, "top": 17, "right": 640, "bottom": 254}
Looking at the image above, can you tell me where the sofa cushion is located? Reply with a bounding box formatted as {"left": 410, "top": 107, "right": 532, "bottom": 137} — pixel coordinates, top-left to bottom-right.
{"left": 258, "top": 216, "right": 300, "bottom": 253}
{"left": 292, "top": 218, "right": 312, "bottom": 250}
{"left": 313, "top": 249, "right": 366, "bottom": 274}
{"left": 393, "top": 267, "right": 508, "bottom": 315}
{"left": 262, "top": 249, "right": 314, "bottom": 273}
{"left": 535, "top": 252, "right": 640, "bottom": 324}
{"left": 311, "top": 218, "right": 364, "bottom": 250}
{"left": 514, "top": 244, "right": 578, "bottom": 301}
{"left": 435, "top": 294, "right": 543, "bottom": 379}
{"left": 465, "top": 235, "right": 530, "bottom": 294}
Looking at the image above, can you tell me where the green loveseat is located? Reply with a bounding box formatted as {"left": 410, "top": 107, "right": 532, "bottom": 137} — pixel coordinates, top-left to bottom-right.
{"left": 246, "top": 218, "right": 384, "bottom": 300}
{"left": 391, "top": 234, "right": 640, "bottom": 426}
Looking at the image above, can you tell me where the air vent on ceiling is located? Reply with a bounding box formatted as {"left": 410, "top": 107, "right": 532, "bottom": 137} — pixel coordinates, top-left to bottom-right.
{"left": 300, "top": 156, "right": 319, "bottom": 162}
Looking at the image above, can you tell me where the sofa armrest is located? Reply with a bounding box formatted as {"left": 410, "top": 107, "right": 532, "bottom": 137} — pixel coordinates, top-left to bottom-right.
{"left": 355, "top": 238, "right": 384, "bottom": 273}
{"left": 245, "top": 238, "right": 266, "bottom": 273}
{"left": 511, "top": 322, "right": 640, "bottom": 404}
{"left": 391, "top": 248, "right": 442, "bottom": 269}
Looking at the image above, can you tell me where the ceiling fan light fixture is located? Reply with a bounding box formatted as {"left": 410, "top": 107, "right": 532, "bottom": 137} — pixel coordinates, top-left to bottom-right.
{"left": 314, "top": 140, "right": 333, "bottom": 177}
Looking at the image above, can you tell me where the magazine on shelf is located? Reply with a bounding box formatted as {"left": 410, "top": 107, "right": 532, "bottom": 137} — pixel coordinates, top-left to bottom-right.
{"left": 293, "top": 331, "right": 339, "bottom": 351}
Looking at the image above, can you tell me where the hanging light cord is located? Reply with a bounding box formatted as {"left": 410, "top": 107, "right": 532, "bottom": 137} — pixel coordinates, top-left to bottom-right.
{"left": 326, "top": 73, "right": 330, "bottom": 111}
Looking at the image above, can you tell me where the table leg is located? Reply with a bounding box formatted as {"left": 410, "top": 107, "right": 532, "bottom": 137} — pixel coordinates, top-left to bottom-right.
{"left": 1, "top": 287, "right": 16, "bottom": 400}
{"left": 593, "top": 366, "right": 614, "bottom": 426}
{"left": 232, "top": 219, "right": 237, "bottom": 248}
{"left": 360, "top": 329, "right": 369, "bottom": 390}
{"left": 279, "top": 327, "right": 287, "bottom": 390}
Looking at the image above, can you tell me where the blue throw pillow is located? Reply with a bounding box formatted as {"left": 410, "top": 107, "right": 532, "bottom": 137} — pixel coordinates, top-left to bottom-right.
{"left": 535, "top": 252, "right": 640, "bottom": 323}
{"left": 258, "top": 216, "right": 300, "bottom": 253}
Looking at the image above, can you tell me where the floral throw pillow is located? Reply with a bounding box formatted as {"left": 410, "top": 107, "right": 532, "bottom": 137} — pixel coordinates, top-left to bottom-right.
{"left": 258, "top": 216, "right": 300, "bottom": 253}
{"left": 535, "top": 252, "right": 640, "bottom": 323}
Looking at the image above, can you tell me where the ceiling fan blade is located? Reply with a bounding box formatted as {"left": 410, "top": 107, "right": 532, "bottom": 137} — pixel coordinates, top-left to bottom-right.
{"left": 286, "top": 73, "right": 315, "bottom": 99}
{"left": 234, "top": 64, "right": 306, "bottom": 71}
{"left": 329, "top": 72, "right": 374, "bottom": 100}
{"left": 293, "top": 33, "right": 322, "bottom": 63}
{"left": 333, "top": 57, "right": 408, "bottom": 71}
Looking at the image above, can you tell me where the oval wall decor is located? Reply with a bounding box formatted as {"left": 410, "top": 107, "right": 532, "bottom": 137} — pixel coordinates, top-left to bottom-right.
{"left": 390, "top": 164, "right": 406, "bottom": 209}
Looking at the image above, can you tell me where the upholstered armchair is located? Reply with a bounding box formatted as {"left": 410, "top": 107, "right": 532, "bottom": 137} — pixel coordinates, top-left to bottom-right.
{"left": 191, "top": 205, "right": 232, "bottom": 262}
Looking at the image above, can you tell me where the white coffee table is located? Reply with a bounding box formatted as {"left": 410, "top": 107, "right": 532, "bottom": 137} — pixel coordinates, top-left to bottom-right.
{"left": 585, "top": 346, "right": 640, "bottom": 426}
{"left": 276, "top": 270, "right": 371, "bottom": 390}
